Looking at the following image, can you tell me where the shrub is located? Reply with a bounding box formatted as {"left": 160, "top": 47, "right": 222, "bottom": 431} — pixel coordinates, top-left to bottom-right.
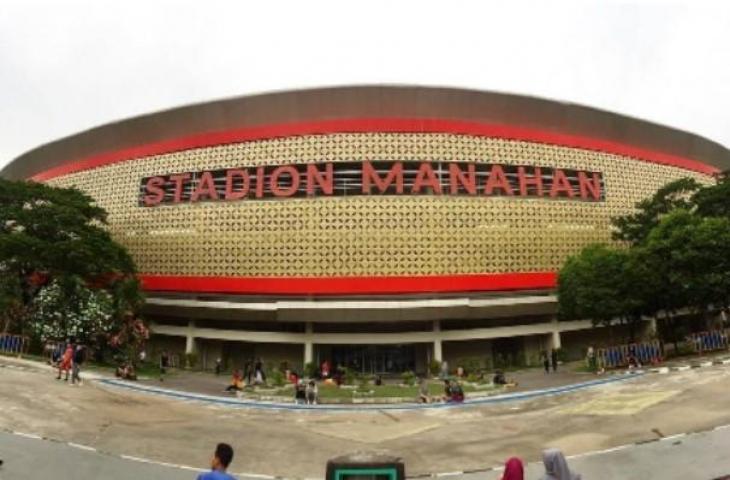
{"left": 270, "top": 369, "right": 286, "bottom": 387}
{"left": 458, "top": 356, "right": 482, "bottom": 376}
{"left": 429, "top": 360, "right": 442, "bottom": 376}
{"left": 184, "top": 352, "right": 198, "bottom": 369}
{"left": 401, "top": 370, "right": 416, "bottom": 386}
{"left": 304, "top": 362, "right": 318, "bottom": 378}
{"left": 342, "top": 367, "right": 356, "bottom": 385}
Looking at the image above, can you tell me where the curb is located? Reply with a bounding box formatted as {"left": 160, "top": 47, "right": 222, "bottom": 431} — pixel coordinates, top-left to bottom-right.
{"left": 96, "top": 372, "right": 643, "bottom": 412}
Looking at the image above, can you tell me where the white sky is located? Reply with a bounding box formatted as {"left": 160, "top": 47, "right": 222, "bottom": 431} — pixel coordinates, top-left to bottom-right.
{"left": 1, "top": 0, "right": 729, "bottom": 170}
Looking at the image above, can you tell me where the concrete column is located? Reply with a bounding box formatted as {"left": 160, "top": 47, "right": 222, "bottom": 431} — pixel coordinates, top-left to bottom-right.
{"left": 304, "top": 322, "right": 314, "bottom": 365}
{"left": 433, "top": 320, "right": 443, "bottom": 362}
{"left": 185, "top": 319, "right": 197, "bottom": 354}
{"left": 550, "top": 318, "right": 562, "bottom": 350}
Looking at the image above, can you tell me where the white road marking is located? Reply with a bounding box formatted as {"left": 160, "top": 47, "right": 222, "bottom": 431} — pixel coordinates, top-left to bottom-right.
{"left": 11, "top": 431, "right": 42, "bottom": 440}
{"left": 67, "top": 442, "right": 96, "bottom": 452}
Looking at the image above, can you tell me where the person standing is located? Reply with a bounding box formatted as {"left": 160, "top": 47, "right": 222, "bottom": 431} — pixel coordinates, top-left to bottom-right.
{"left": 215, "top": 358, "right": 222, "bottom": 376}
{"left": 159, "top": 350, "right": 169, "bottom": 382}
{"left": 306, "top": 380, "right": 318, "bottom": 405}
{"left": 542, "top": 351, "right": 550, "bottom": 374}
{"left": 551, "top": 349, "right": 558, "bottom": 372}
{"left": 71, "top": 345, "right": 85, "bottom": 385}
{"left": 440, "top": 360, "right": 449, "bottom": 380}
{"left": 196, "top": 443, "right": 237, "bottom": 480}
{"left": 418, "top": 376, "right": 430, "bottom": 403}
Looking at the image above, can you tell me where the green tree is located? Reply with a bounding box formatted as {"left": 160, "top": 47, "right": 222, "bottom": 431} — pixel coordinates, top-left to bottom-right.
{"left": 693, "top": 172, "right": 730, "bottom": 219}
{"left": 558, "top": 244, "right": 648, "bottom": 341}
{"left": 0, "top": 178, "right": 142, "bottom": 347}
{"left": 644, "top": 210, "right": 730, "bottom": 319}
{"left": 611, "top": 177, "right": 702, "bottom": 245}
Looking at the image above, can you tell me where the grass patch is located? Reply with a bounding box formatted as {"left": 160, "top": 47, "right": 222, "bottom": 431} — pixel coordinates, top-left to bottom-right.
{"left": 274, "top": 381, "right": 491, "bottom": 399}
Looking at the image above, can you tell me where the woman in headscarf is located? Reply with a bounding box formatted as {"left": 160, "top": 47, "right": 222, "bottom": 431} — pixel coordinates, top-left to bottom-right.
{"left": 501, "top": 457, "right": 524, "bottom": 480}
{"left": 540, "top": 448, "right": 581, "bottom": 480}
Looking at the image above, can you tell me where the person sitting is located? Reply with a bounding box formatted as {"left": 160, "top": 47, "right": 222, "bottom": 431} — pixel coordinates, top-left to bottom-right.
{"left": 501, "top": 457, "right": 524, "bottom": 480}
{"left": 540, "top": 448, "right": 581, "bottom": 480}
{"left": 115, "top": 363, "right": 137, "bottom": 381}
{"left": 493, "top": 370, "right": 507, "bottom": 385}
{"left": 449, "top": 381, "right": 465, "bottom": 403}
{"left": 306, "top": 380, "right": 318, "bottom": 405}
{"left": 442, "top": 379, "right": 452, "bottom": 402}
{"left": 225, "top": 370, "right": 244, "bottom": 392}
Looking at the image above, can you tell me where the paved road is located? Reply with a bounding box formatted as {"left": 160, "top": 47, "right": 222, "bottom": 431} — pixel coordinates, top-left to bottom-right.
{"left": 0, "top": 431, "right": 197, "bottom": 480}
{"left": 1, "top": 427, "right": 729, "bottom": 480}
{"left": 3, "top": 356, "right": 730, "bottom": 478}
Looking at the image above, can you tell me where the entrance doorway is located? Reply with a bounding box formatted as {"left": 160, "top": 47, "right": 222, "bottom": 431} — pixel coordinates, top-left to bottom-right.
{"left": 329, "top": 344, "right": 416, "bottom": 374}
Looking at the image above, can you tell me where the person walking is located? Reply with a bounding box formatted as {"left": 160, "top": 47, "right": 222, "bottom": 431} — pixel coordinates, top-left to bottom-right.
{"left": 215, "top": 358, "right": 222, "bottom": 376}
{"left": 551, "top": 349, "right": 558, "bottom": 372}
{"left": 500, "top": 457, "right": 524, "bottom": 480}
{"left": 542, "top": 351, "right": 550, "bottom": 374}
{"left": 159, "top": 350, "right": 169, "bottom": 382}
{"left": 539, "top": 448, "right": 581, "bottom": 480}
{"left": 57, "top": 342, "right": 74, "bottom": 381}
{"left": 71, "top": 345, "right": 85, "bottom": 385}
{"left": 196, "top": 443, "right": 237, "bottom": 480}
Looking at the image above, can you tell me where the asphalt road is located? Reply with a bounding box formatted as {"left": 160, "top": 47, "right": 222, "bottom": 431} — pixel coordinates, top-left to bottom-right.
{"left": 1, "top": 427, "right": 729, "bottom": 480}
{"left": 3, "top": 356, "right": 730, "bottom": 478}
{"left": 0, "top": 431, "right": 198, "bottom": 480}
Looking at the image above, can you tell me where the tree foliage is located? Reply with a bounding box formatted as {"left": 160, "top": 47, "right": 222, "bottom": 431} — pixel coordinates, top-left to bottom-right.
{"left": 560, "top": 175, "right": 730, "bottom": 346}
{"left": 611, "top": 177, "right": 702, "bottom": 245}
{"left": 0, "top": 178, "right": 143, "bottom": 349}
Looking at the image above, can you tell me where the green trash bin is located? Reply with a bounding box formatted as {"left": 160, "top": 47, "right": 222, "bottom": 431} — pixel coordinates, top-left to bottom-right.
{"left": 326, "top": 452, "right": 405, "bottom": 480}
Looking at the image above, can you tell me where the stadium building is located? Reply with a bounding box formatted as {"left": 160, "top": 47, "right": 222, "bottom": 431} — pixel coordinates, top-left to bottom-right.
{"left": 3, "top": 86, "right": 728, "bottom": 373}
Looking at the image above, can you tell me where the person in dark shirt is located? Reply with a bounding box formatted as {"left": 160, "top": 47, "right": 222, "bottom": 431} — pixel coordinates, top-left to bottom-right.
{"left": 551, "top": 349, "right": 558, "bottom": 372}
{"left": 71, "top": 345, "right": 85, "bottom": 385}
{"left": 196, "top": 443, "right": 236, "bottom": 480}
{"left": 159, "top": 350, "right": 169, "bottom": 382}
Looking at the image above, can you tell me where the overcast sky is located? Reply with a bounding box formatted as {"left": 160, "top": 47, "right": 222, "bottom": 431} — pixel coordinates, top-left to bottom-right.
{"left": 1, "top": 1, "right": 729, "bottom": 170}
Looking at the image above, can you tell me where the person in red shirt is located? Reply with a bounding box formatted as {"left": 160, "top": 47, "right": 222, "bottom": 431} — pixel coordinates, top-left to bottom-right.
{"left": 56, "top": 343, "right": 74, "bottom": 381}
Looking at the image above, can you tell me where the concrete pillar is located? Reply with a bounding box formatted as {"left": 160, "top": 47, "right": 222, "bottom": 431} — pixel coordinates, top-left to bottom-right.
{"left": 433, "top": 320, "right": 443, "bottom": 362}
{"left": 549, "top": 318, "right": 562, "bottom": 350}
{"left": 304, "top": 322, "right": 314, "bottom": 365}
{"left": 185, "top": 319, "right": 197, "bottom": 354}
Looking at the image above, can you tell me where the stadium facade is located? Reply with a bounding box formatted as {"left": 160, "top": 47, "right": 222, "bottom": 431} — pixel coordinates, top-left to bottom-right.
{"left": 4, "top": 86, "right": 729, "bottom": 373}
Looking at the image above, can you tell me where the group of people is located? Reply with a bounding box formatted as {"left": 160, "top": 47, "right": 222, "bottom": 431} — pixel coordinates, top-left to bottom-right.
{"left": 50, "top": 341, "right": 85, "bottom": 385}
{"left": 499, "top": 449, "right": 581, "bottom": 480}
{"left": 294, "top": 379, "right": 319, "bottom": 404}
{"left": 190, "top": 443, "right": 581, "bottom": 480}
{"left": 417, "top": 377, "right": 465, "bottom": 403}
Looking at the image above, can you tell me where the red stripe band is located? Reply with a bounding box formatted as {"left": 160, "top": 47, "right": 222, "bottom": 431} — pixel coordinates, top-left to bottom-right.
{"left": 139, "top": 272, "right": 558, "bottom": 296}
{"left": 31, "top": 118, "right": 719, "bottom": 181}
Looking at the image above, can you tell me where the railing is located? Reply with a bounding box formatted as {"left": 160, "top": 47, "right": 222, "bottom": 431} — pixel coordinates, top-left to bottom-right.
{"left": 596, "top": 340, "right": 663, "bottom": 369}
{"left": 687, "top": 330, "right": 729, "bottom": 354}
{"left": 0, "top": 334, "right": 29, "bottom": 355}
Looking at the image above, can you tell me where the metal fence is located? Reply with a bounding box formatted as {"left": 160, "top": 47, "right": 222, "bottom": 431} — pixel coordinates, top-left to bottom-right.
{"left": 688, "top": 330, "right": 729, "bottom": 354}
{"left": 0, "top": 334, "right": 29, "bottom": 355}
{"left": 596, "top": 340, "right": 663, "bottom": 369}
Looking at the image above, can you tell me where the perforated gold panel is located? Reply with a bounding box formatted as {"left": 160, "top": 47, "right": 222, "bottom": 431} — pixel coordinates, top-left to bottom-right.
{"left": 47, "top": 133, "right": 713, "bottom": 277}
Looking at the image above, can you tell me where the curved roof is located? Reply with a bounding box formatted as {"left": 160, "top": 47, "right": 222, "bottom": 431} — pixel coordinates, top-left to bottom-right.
{"left": 3, "top": 85, "right": 729, "bottom": 180}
